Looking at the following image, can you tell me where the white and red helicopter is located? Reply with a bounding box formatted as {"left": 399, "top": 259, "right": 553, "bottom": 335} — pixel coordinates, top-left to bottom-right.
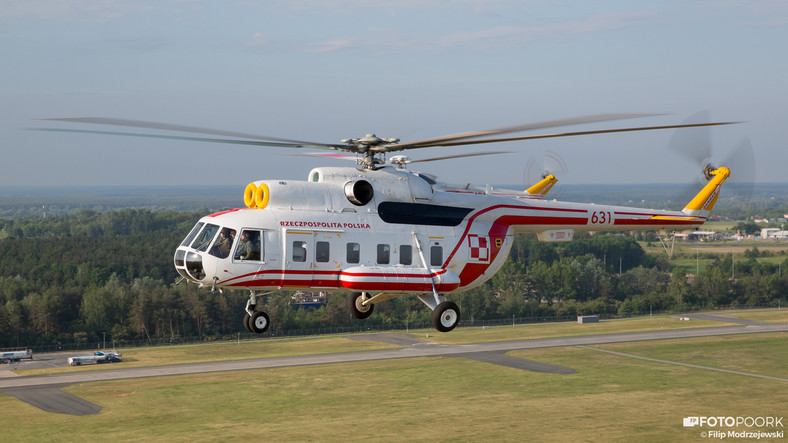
{"left": 39, "top": 114, "right": 737, "bottom": 332}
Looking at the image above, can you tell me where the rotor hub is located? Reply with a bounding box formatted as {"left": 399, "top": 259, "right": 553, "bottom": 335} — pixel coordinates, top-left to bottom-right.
{"left": 702, "top": 163, "right": 716, "bottom": 181}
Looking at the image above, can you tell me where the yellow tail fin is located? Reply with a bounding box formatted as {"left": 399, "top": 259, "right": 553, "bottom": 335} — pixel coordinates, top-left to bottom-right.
{"left": 682, "top": 167, "right": 730, "bottom": 216}
{"left": 526, "top": 174, "right": 558, "bottom": 197}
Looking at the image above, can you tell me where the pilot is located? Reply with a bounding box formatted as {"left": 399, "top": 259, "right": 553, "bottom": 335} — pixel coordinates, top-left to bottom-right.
{"left": 214, "top": 229, "right": 234, "bottom": 258}
{"left": 236, "top": 231, "right": 259, "bottom": 260}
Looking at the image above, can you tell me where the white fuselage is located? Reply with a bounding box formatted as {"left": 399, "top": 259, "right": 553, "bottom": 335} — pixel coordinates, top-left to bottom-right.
{"left": 174, "top": 166, "right": 705, "bottom": 295}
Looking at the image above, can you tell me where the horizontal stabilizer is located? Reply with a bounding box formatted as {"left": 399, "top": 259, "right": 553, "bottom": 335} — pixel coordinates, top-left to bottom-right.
{"left": 649, "top": 215, "right": 702, "bottom": 221}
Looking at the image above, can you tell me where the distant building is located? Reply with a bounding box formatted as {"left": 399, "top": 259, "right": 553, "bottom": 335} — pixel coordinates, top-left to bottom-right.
{"left": 675, "top": 231, "right": 719, "bottom": 241}
{"left": 291, "top": 291, "right": 327, "bottom": 309}
{"left": 760, "top": 228, "right": 788, "bottom": 240}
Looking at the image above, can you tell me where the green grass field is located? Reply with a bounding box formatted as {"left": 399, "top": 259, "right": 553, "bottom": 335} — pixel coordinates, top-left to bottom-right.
{"left": 408, "top": 315, "right": 739, "bottom": 345}
{"left": 1, "top": 313, "right": 785, "bottom": 442}
{"left": 728, "top": 309, "right": 788, "bottom": 323}
{"left": 639, "top": 239, "right": 788, "bottom": 274}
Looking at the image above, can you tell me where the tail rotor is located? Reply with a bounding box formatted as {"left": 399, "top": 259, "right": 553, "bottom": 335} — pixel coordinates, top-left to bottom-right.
{"left": 523, "top": 150, "right": 568, "bottom": 198}
{"left": 668, "top": 111, "right": 754, "bottom": 204}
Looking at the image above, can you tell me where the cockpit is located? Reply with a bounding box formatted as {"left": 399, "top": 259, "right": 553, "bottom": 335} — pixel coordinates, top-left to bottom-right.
{"left": 174, "top": 221, "right": 262, "bottom": 284}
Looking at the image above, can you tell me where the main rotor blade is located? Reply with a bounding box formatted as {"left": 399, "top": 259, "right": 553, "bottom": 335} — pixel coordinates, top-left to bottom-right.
{"left": 407, "top": 150, "right": 512, "bottom": 163}
{"left": 278, "top": 150, "right": 512, "bottom": 163}
{"left": 388, "top": 113, "right": 661, "bottom": 150}
{"left": 30, "top": 128, "right": 344, "bottom": 150}
{"left": 390, "top": 121, "right": 740, "bottom": 150}
{"left": 38, "top": 117, "right": 340, "bottom": 149}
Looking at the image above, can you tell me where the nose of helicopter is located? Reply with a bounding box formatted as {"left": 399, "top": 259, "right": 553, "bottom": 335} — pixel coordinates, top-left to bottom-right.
{"left": 174, "top": 247, "right": 206, "bottom": 283}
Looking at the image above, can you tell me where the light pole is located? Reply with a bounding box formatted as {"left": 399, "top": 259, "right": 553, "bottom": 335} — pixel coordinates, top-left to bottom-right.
{"left": 102, "top": 332, "right": 106, "bottom": 350}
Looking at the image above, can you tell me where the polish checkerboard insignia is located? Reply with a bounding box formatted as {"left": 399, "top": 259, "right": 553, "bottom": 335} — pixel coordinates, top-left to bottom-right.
{"left": 468, "top": 234, "right": 490, "bottom": 263}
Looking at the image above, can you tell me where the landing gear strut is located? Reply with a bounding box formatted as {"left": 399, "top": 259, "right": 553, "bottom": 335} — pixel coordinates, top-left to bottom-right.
{"left": 243, "top": 291, "right": 270, "bottom": 334}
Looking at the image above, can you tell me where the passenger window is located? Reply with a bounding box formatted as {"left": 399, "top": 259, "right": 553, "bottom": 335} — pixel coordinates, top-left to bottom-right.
{"left": 399, "top": 245, "right": 412, "bottom": 265}
{"left": 316, "top": 241, "right": 330, "bottom": 263}
{"left": 234, "top": 230, "right": 262, "bottom": 261}
{"left": 292, "top": 241, "right": 307, "bottom": 262}
{"left": 192, "top": 224, "right": 219, "bottom": 252}
{"left": 210, "top": 227, "right": 236, "bottom": 259}
{"left": 347, "top": 242, "right": 360, "bottom": 264}
{"left": 430, "top": 245, "right": 443, "bottom": 266}
{"left": 377, "top": 244, "right": 390, "bottom": 264}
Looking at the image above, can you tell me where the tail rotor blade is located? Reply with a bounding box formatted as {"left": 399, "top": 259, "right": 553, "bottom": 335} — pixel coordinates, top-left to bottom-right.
{"left": 722, "top": 137, "right": 756, "bottom": 202}
{"left": 523, "top": 150, "right": 568, "bottom": 198}
{"left": 668, "top": 110, "right": 712, "bottom": 165}
{"left": 543, "top": 150, "right": 568, "bottom": 178}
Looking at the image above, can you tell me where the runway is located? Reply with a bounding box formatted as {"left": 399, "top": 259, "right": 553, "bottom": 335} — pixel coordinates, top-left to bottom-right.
{"left": 1, "top": 314, "right": 786, "bottom": 415}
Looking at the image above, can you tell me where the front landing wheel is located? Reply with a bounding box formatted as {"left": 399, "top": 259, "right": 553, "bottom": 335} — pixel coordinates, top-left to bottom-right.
{"left": 431, "top": 301, "right": 460, "bottom": 332}
{"left": 347, "top": 292, "right": 374, "bottom": 319}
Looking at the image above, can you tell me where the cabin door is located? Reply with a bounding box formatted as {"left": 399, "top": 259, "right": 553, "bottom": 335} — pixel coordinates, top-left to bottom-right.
{"left": 311, "top": 232, "right": 341, "bottom": 289}
{"left": 283, "top": 230, "right": 313, "bottom": 288}
{"left": 283, "top": 230, "right": 341, "bottom": 289}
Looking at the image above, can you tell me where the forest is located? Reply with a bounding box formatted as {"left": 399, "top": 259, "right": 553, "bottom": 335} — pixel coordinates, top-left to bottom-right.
{"left": 1, "top": 207, "right": 786, "bottom": 350}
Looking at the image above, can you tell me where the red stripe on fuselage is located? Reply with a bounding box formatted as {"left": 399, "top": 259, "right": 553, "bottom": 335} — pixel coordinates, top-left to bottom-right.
{"left": 219, "top": 268, "right": 451, "bottom": 291}
{"left": 207, "top": 208, "right": 245, "bottom": 217}
{"left": 445, "top": 204, "right": 587, "bottom": 287}
{"left": 445, "top": 204, "right": 587, "bottom": 266}
{"left": 613, "top": 218, "right": 705, "bottom": 226}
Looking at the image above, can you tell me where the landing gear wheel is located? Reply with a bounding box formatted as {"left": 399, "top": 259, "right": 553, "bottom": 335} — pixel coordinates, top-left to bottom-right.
{"left": 243, "top": 313, "right": 254, "bottom": 333}
{"left": 431, "top": 301, "right": 460, "bottom": 332}
{"left": 347, "top": 292, "right": 374, "bottom": 319}
{"left": 250, "top": 311, "right": 270, "bottom": 334}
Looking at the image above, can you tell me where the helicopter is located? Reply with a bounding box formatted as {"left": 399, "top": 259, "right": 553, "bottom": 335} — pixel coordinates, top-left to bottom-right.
{"left": 37, "top": 114, "right": 737, "bottom": 332}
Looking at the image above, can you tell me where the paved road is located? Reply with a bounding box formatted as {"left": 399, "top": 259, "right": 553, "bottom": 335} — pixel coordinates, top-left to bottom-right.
{"left": 2, "top": 321, "right": 786, "bottom": 415}
{"left": 671, "top": 312, "right": 777, "bottom": 326}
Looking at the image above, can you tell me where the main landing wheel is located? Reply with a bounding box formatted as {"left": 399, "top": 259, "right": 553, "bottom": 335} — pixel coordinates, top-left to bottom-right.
{"left": 431, "top": 301, "right": 460, "bottom": 332}
{"left": 347, "top": 292, "right": 374, "bottom": 319}
{"left": 243, "top": 313, "right": 254, "bottom": 333}
{"left": 248, "top": 311, "right": 270, "bottom": 334}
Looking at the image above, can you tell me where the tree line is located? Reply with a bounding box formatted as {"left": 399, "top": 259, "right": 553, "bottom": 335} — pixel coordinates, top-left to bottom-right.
{"left": 1, "top": 209, "right": 786, "bottom": 348}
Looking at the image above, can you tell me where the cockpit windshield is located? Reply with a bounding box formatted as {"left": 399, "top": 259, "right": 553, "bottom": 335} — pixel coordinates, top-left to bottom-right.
{"left": 180, "top": 222, "right": 204, "bottom": 247}
{"left": 191, "top": 223, "right": 219, "bottom": 252}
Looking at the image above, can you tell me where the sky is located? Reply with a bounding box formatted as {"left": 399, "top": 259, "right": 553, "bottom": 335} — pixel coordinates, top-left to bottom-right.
{"left": 1, "top": 0, "right": 787, "bottom": 190}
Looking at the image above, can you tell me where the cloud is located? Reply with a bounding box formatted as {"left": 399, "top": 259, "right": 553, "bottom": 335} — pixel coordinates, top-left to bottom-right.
{"left": 249, "top": 10, "right": 655, "bottom": 56}
{"left": 313, "top": 36, "right": 358, "bottom": 53}
{"left": 741, "top": 0, "right": 788, "bottom": 26}
{"left": 242, "top": 0, "right": 529, "bottom": 14}
{"left": 0, "top": 0, "right": 192, "bottom": 21}
{"left": 434, "top": 11, "right": 655, "bottom": 52}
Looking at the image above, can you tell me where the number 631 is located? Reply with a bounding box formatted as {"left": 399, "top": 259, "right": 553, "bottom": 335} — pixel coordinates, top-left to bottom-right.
{"left": 590, "top": 211, "right": 612, "bottom": 224}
